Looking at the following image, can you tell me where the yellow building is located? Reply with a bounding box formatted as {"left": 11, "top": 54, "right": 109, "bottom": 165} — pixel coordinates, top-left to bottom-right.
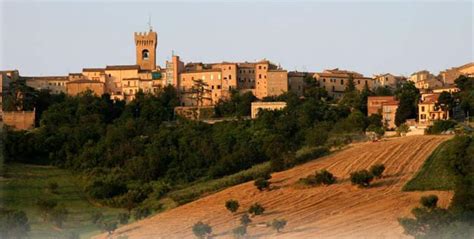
{"left": 418, "top": 93, "right": 449, "bottom": 125}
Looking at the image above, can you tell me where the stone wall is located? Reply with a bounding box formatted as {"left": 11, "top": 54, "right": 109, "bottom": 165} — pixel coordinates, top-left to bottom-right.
{"left": 2, "top": 111, "right": 35, "bottom": 130}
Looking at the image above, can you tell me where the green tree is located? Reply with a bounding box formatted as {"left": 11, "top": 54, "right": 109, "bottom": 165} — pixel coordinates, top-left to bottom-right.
{"left": 420, "top": 195, "right": 438, "bottom": 210}
{"left": 270, "top": 219, "right": 287, "bottom": 233}
{"left": 225, "top": 199, "right": 240, "bottom": 214}
{"left": 254, "top": 178, "right": 270, "bottom": 191}
{"left": 192, "top": 221, "right": 212, "bottom": 239}
{"left": 248, "top": 203, "right": 265, "bottom": 216}
{"left": 395, "top": 82, "right": 420, "bottom": 126}
{"left": 350, "top": 170, "right": 374, "bottom": 188}
{"left": 436, "top": 92, "right": 455, "bottom": 117}
{"left": 369, "top": 164, "right": 385, "bottom": 179}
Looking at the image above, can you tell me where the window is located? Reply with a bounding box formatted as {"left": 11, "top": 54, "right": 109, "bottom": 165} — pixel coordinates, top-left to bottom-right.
{"left": 229, "top": 75, "right": 232, "bottom": 80}
{"left": 228, "top": 66, "right": 231, "bottom": 70}
{"left": 421, "top": 106, "right": 425, "bottom": 112}
{"left": 332, "top": 86, "right": 335, "bottom": 92}
{"left": 358, "top": 80, "right": 360, "bottom": 84}
{"left": 258, "top": 66, "right": 262, "bottom": 69}
{"left": 323, "top": 78, "right": 326, "bottom": 82}
{"left": 142, "top": 49, "right": 150, "bottom": 60}
{"left": 341, "top": 79, "right": 344, "bottom": 85}
{"left": 259, "top": 74, "right": 262, "bottom": 79}
{"left": 212, "top": 85, "right": 214, "bottom": 89}
{"left": 217, "top": 85, "right": 221, "bottom": 89}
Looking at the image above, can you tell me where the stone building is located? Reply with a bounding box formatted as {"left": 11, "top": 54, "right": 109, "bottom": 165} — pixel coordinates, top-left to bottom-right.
{"left": 409, "top": 70, "right": 443, "bottom": 90}
{"left": 373, "top": 73, "right": 405, "bottom": 89}
{"left": 169, "top": 58, "right": 288, "bottom": 106}
{"left": 439, "top": 62, "right": 474, "bottom": 84}
{"left": 251, "top": 101, "right": 287, "bottom": 118}
{"left": 314, "top": 68, "right": 374, "bottom": 98}
{"left": 288, "top": 71, "right": 311, "bottom": 97}
{"left": 367, "top": 96, "right": 399, "bottom": 129}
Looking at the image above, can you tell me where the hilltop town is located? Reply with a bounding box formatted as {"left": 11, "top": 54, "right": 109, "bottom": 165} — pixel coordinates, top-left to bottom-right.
{"left": 1, "top": 27, "right": 473, "bottom": 130}
{"left": 1, "top": 26, "right": 474, "bottom": 239}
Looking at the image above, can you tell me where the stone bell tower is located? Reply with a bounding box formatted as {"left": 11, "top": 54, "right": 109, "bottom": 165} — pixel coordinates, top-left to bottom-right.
{"left": 135, "top": 27, "right": 157, "bottom": 71}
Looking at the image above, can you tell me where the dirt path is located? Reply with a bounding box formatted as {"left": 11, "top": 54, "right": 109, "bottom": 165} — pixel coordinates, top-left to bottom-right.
{"left": 99, "top": 135, "right": 452, "bottom": 239}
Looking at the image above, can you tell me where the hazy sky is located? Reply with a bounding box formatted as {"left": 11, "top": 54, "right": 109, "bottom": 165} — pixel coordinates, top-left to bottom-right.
{"left": 0, "top": 0, "right": 473, "bottom": 77}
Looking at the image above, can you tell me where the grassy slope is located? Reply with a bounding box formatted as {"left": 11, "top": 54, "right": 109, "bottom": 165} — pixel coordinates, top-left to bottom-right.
{"left": 403, "top": 140, "right": 457, "bottom": 191}
{"left": 0, "top": 163, "right": 124, "bottom": 239}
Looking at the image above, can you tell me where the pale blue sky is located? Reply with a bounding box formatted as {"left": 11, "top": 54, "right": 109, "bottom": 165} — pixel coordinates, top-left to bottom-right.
{"left": 0, "top": 1, "right": 473, "bottom": 77}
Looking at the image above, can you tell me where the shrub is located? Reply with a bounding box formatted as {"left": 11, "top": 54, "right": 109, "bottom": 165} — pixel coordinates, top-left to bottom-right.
{"left": 91, "top": 211, "right": 104, "bottom": 225}
{"left": 192, "top": 221, "right": 212, "bottom": 239}
{"left": 48, "top": 182, "right": 59, "bottom": 194}
{"left": 350, "top": 170, "right": 374, "bottom": 188}
{"left": 369, "top": 164, "right": 385, "bottom": 178}
{"left": 118, "top": 212, "right": 130, "bottom": 224}
{"left": 396, "top": 123, "right": 409, "bottom": 136}
{"left": 300, "top": 169, "right": 336, "bottom": 186}
{"left": 232, "top": 225, "right": 247, "bottom": 238}
{"left": 240, "top": 213, "right": 252, "bottom": 226}
{"left": 314, "top": 169, "right": 336, "bottom": 185}
{"left": 133, "top": 207, "right": 151, "bottom": 220}
{"left": 225, "top": 199, "right": 240, "bottom": 213}
{"left": 420, "top": 195, "right": 438, "bottom": 209}
{"left": 254, "top": 178, "right": 270, "bottom": 191}
{"left": 248, "top": 203, "right": 265, "bottom": 216}
{"left": 425, "top": 120, "right": 457, "bottom": 135}
{"left": 270, "top": 219, "right": 287, "bottom": 233}
{"left": 86, "top": 179, "right": 127, "bottom": 200}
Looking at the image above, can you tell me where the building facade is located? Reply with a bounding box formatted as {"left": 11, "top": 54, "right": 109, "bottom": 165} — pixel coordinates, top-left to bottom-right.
{"left": 367, "top": 96, "right": 399, "bottom": 129}
{"left": 314, "top": 68, "right": 374, "bottom": 98}
{"left": 418, "top": 93, "right": 448, "bottom": 125}
{"left": 440, "top": 62, "right": 474, "bottom": 84}
{"left": 251, "top": 101, "right": 287, "bottom": 118}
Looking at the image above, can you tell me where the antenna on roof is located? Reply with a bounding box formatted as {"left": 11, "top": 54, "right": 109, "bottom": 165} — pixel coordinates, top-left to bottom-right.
{"left": 148, "top": 14, "right": 152, "bottom": 32}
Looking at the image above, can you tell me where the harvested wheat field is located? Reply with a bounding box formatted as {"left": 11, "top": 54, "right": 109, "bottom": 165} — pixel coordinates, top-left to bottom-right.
{"left": 99, "top": 135, "right": 454, "bottom": 239}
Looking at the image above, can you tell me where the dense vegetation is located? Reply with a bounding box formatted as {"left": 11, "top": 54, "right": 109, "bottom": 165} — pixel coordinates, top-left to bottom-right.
{"left": 400, "top": 135, "right": 474, "bottom": 238}
{"left": 3, "top": 81, "right": 378, "bottom": 213}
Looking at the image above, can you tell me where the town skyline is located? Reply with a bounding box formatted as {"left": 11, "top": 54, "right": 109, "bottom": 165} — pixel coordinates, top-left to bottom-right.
{"left": 1, "top": 1, "right": 472, "bottom": 76}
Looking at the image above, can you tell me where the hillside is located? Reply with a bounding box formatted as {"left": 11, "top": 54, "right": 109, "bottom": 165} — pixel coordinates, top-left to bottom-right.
{"left": 97, "top": 135, "right": 452, "bottom": 239}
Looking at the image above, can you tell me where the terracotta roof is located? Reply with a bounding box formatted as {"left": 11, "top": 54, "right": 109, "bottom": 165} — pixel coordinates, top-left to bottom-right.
{"left": 421, "top": 94, "right": 440, "bottom": 104}
{"left": 105, "top": 65, "right": 140, "bottom": 70}
{"left": 368, "top": 96, "right": 396, "bottom": 101}
{"left": 122, "top": 78, "right": 140, "bottom": 81}
{"left": 69, "top": 73, "right": 83, "bottom": 76}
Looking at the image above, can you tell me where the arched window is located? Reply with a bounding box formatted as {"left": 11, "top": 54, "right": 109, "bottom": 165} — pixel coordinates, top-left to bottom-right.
{"left": 142, "top": 49, "right": 150, "bottom": 60}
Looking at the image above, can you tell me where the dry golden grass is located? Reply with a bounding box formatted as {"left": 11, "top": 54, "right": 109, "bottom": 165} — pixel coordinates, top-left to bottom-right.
{"left": 97, "top": 135, "right": 453, "bottom": 239}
